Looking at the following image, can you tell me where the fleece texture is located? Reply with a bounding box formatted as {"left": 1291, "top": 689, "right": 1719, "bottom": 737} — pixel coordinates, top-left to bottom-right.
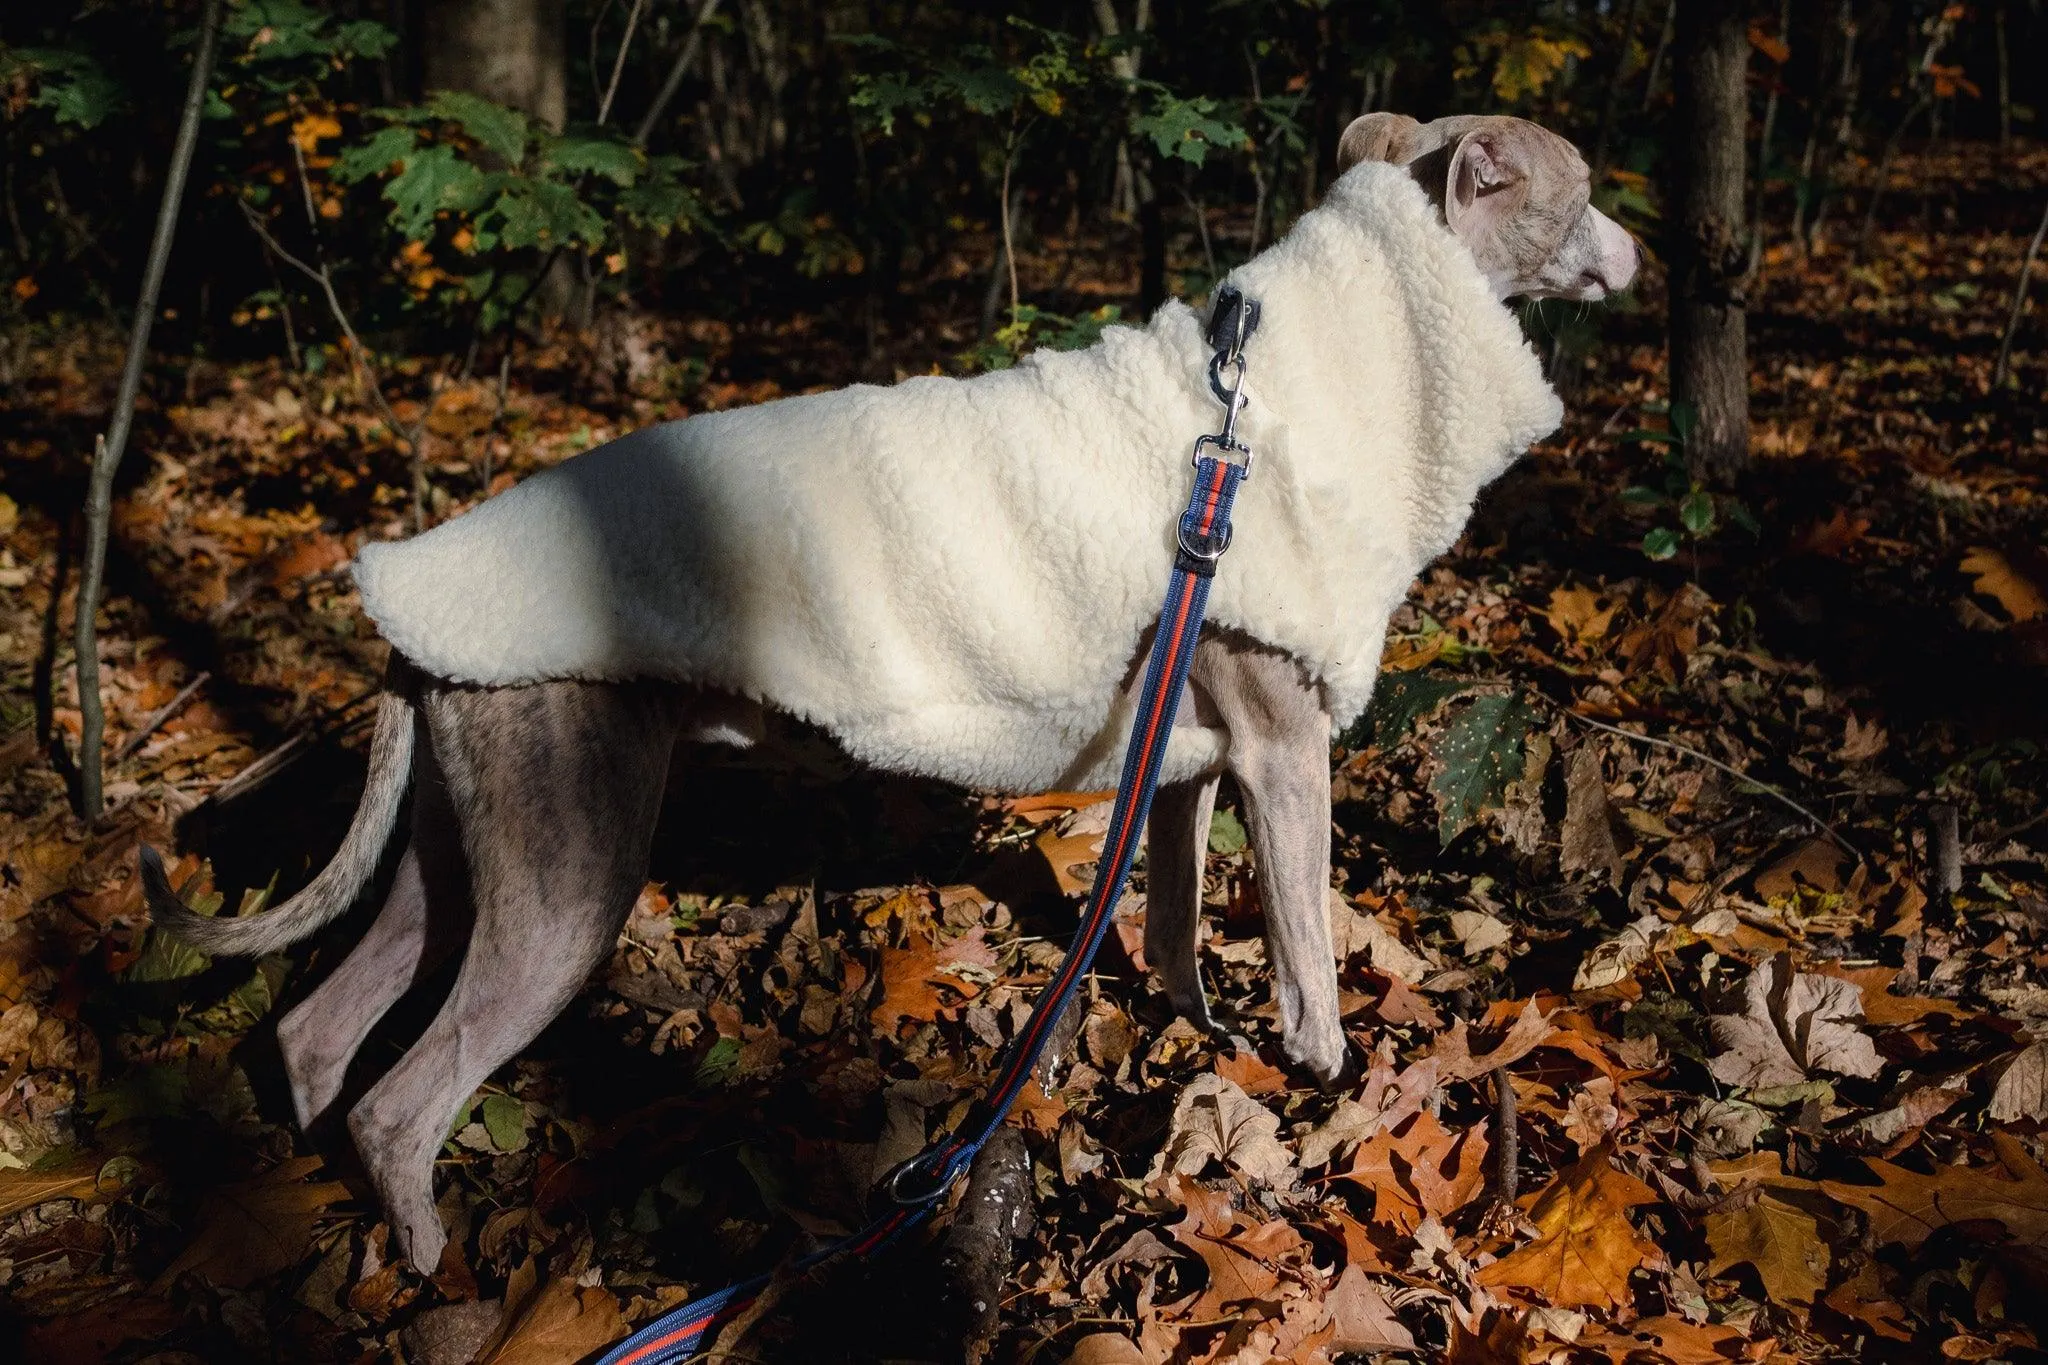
{"left": 352, "top": 161, "right": 1563, "bottom": 795}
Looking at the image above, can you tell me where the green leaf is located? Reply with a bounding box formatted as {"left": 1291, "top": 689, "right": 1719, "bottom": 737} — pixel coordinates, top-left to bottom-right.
{"left": 1208, "top": 808, "right": 1248, "bottom": 855}
{"left": 1132, "top": 94, "right": 1248, "bottom": 167}
{"left": 1642, "top": 527, "right": 1682, "bottom": 561}
{"left": 1618, "top": 428, "right": 1679, "bottom": 447}
{"left": 1360, "top": 671, "right": 1470, "bottom": 749}
{"left": 943, "top": 63, "right": 1025, "bottom": 116}
{"left": 1428, "top": 692, "right": 1537, "bottom": 846}
{"left": 694, "top": 1036, "right": 742, "bottom": 1089}
{"left": 1668, "top": 402, "right": 1698, "bottom": 447}
{"left": 380, "top": 143, "right": 490, "bottom": 240}
{"left": 546, "top": 132, "right": 642, "bottom": 186}
{"left": 331, "top": 125, "right": 418, "bottom": 183}
{"left": 11, "top": 48, "right": 124, "bottom": 129}
{"left": 423, "top": 90, "right": 530, "bottom": 167}
{"left": 479, "top": 1094, "right": 529, "bottom": 1153}
{"left": 1619, "top": 484, "right": 1667, "bottom": 507}
{"left": 848, "top": 72, "right": 933, "bottom": 136}
{"left": 1678, "top": 489, "right": 1717, "bottom": 536}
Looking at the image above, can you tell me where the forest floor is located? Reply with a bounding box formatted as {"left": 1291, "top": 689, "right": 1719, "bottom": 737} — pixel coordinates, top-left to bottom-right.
{"left": 2, "top": 142, "right": 2047, "bottom": 1365}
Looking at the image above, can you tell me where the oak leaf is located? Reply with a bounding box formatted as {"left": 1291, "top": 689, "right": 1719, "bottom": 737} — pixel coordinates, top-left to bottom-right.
{"left": 1336, "top": 1109, "right": 1488, "bottom": 1234}
{"left": 1473, "top": 1143, "right": 1659, "bottom": 1309}
{"left": 870, "top": 928, "right": 998, "bottom": 1033}
{"left": 1961, "top": 546, "right": 2047, "bottom": 623}
{"left": 474, "top": 1256, "right": 627, "bottom": 1365}
{"left": 1821, "top": 1134, "right": 2048, "bottom": 1251}
{"left": 1424, "top": 998, "right": 1554, "bottom": 1083}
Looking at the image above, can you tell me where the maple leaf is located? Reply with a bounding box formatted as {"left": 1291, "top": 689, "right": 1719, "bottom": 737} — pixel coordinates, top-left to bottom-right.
{"left": 1705, "top": 1191, "right": 1830, "bottom": 1307}
{"left": 1336, "top": 1109, "right": 1488, "bottom": 1235}
{"left": 1706, "top": 952, "right": 1881, "bottom": 1089}
{"left": 152, "top": 1155, "right": 351, "bottom": 1289}
{"left": 1473, "top": 1143, "right": 1660, "bottom": 1310}
{"left": 1821, "top": 1134, "right": 2048, "bottom": 1251}
{"left": 1148, "top": 1072, "right": 1295, "bottom": 1185}
{"left": 870, "top": 927, "right": 998, "bottom": 1033}
{"left": 1424, "top": 998, "right": 1554, "bottom": 1083}
{"left": 1544, "top": 584, "right": 1619, "bottom": 649}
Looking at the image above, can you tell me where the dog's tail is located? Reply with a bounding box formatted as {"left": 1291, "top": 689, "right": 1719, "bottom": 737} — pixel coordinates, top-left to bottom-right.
{"left": 141, "top": 678, "right": 417, "bottom": 958}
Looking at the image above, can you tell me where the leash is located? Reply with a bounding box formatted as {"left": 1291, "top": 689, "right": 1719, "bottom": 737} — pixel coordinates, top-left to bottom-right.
{"left": 598, "top": 287, "right": 1261, "bottom": 1365}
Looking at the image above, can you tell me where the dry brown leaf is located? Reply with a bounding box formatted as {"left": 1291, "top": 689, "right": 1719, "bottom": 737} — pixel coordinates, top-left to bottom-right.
{"left": 1425, "top": 998, "right": 1554, "bottom": 1083}
{"left": 474, "top": 1256, "right": 627, "bottom": 1365}
{"left": 1990, "top": 1040, "right": 2048, "bottom": 1123}
{"left": 1572, "top": 914, "right": 1666, "bottom": 993}
{"left": 1961, "top": 546, "right": 2048, "bottom": 623}
{"left": 152, "top": 1155, "right": 350, "bottom": 1289}
{"left": 1296, "top": 1055, "right": 1441, "bottom": 1168}
{"left": 1328, "top": 889, "right": 1432, "bottom": 982}
{"left": 1707, "top": 952, "right": 1881, "bottom": 1088}
{"left": 1062, "top": 1332, "right": 1151, "bottom": 1365}
{"left": 1820, "top": 1261, "right": 1915, "bottom": 1342}
{"left": 1148, "top": 1072, "right": 1295, "bottom": 1185}
{"left": 1323, "top": 1264, "right": 1416, "bottom": 1352}
{"left": 0, "top": 1155, "right": 138, "bottom": 1218}
{"left": 1473, "top": 1143, "right": 1660, "bottom": 1309}
{"left": 1572, "top": 1313, "right": 1750, "bottom": 1363}
{"left": 1336, "top": 1109, "right": 1488, "bottom": 1234}
{"left": 1821, "top": 1134, "right": 2048, "bottom": 1250}
{"left": 1559, "top": 745, "right": 1624, "bottom": 887}
{"left": 1704, "top": 1191, "right": 1830, "bottom": 1307}
{"left": 1166, "top": 1180, "right": 1283, "bottom": 1318}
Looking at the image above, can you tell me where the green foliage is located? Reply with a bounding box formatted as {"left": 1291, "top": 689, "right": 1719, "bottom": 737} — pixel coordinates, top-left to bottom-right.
{"left": 1361, "top": 671, "right": 1471, "bottom": 749}
{"left": 959, "top": 303, "right": 1122, "bottom": 371}
{"left": 1429, "top": 692, "right": 1539, "bottom": 846}
{"left": 3, "top": 48, "right": 123, "bottom": 129}
{"left": 1621, "top": 404, "right": 1758, "bottom": 564}
{"left": 1131, "top": 90, "right": 1249, "bottom": 167}
{"left": 219, "top": 0, "right": 396, "bottom": 98}
{"left": 1208, "top": 808, "right": 1248, "bottom": 855}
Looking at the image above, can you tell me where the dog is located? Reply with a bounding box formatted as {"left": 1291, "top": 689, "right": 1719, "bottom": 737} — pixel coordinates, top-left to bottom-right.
{"left": 144, "top": 112, "right": 1637, "bottom": 1269}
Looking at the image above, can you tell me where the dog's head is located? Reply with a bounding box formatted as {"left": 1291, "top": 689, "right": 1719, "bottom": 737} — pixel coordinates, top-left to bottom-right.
{"left": 1337, "top": 112, "right": 1638, "bottom": 302}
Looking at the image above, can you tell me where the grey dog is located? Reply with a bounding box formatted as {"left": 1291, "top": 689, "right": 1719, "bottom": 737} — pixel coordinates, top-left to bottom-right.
{"left": 145, "top": 112, "right": 1637, "bottom": 1269}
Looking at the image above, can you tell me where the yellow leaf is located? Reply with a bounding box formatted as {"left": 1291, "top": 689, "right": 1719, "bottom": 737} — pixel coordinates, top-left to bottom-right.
{"left": 1961, "top": 547, "right": 2047, "bottom": 623}
{"left": 291, "top": 112, "right": 342, "bottom": 156}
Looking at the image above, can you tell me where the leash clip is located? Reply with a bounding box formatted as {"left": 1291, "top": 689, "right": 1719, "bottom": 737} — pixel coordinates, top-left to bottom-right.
{"left": 1197, "top": 287, "right": 1257, "bottom": 479}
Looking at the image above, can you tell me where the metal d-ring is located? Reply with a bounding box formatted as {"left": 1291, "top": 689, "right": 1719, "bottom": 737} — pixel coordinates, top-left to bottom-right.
{"left": 1177, "top": 518, "right": 1233, "bottom": 562}
{"left": 884, "top": 1149, "right": 958, "bottom": 1207}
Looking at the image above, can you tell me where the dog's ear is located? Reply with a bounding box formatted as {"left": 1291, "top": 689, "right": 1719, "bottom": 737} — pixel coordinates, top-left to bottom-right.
{"left": 1443, "top": 127, "right": 1534, "bottom": 246}
{"left": 1336, "top": 112, "right": 1428, "bottom": 171}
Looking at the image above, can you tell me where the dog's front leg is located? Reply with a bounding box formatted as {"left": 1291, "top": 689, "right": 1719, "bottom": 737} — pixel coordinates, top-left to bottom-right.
{"left": 1201, "top": 645, "right": 1346, "bottom": 1084}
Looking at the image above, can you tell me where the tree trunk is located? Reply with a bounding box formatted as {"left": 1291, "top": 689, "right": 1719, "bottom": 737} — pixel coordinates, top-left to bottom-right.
{"left": 1669, "top": 0, "right": 1751, "bottom": 483}
{"left": 423, "top": 0, "right": 566, "bottom": 129}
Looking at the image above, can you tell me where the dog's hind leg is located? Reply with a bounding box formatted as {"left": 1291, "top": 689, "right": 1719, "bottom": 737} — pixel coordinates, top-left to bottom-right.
{"left": 276, "top": 753, "right": 474, "bottom": 1129}
{"left": 1144, "top": 773, "right": 1221, "bottom": 1030}
{"left": 346, "top": 681, "right": 676, "bottom": 1269}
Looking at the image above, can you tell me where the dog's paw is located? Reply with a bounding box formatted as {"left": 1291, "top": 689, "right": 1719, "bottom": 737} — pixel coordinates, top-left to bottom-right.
{"left": 1282, "top": 1027, "right": 1348, "bottom": 1089}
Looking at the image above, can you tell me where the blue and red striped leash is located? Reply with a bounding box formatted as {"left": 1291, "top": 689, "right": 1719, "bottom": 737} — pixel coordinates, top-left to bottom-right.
{"left": 599, "top": 290, "right": 1261, "bottom": 1365}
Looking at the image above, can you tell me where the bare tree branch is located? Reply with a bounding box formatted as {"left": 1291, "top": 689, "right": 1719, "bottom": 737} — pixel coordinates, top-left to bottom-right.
{"left": 73, "top": 0, "right": 225, "bottom": 821}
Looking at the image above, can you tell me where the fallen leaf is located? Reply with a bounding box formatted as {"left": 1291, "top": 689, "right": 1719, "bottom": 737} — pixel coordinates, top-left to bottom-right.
{"left": 1297, "top": 1055, "right": 1441, "bottom": 1168}
{"left": 1707, "top": 952, "right": 1881, "bottom": 1089}
{"left": 1449, "top": 908, "right": 1512, "bottom": 957}
{"left": 1323, "top": 1264, "right": 1416, "bottom": 1352}
{"left": 1336, "top": 1109, "right": 1488, "bottom": 1234}
{"left": 870, "top": 928, "right": 998, "bottom": 1033}
{"left": 1426, "top": 998, "right": 1555, "bottom": 1083}
{"left": 1474, "top": 1142, "right": 1660, "bottom": 1309}
{"left": 1559, "top": 745, "right": 1625, "bottom": 886}
{"left": 1990, "top": 1040, "right": 2048, "bottom": 1123}
{"left": 474, "top": 1256, "right": 627, "bottom": 1365}
{"left": 1545, "top": 585, "right": 1620, "bottom": 648}
{"left": 1836, "top": 713, "right": 1888, "bottom": 761}
{"left": 1573, "top": 914, "right": 1665, "bottom": 992}
{"left": 1062, "top": 1332, "right": 1150, "bottom": 1365}
{"left": 1961, "top": 546, "right": 2048, "bottom": 623}
{"left": 1821, "top": 1133, "right": 2048, "bottom": 1251}
{"left": 153, "top": 1155, "right": 351, "bottom": 1289}
{"left": 1328, "top": 889, "right": 1432, "bottom": 982}
{"left": 1753, "top": 839, "right": 1850, "bottom": 901}
{"left": 1705, "top": 1191, "right": 1830, "bottom": 1307}
{"left": 1148, "top": 1072, "right": 1295, "bottom": 1185}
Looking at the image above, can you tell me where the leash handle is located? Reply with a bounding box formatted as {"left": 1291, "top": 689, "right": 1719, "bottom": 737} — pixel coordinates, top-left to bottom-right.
{"left": 598, "top": 298, "right": 1258, "bottom": 1365}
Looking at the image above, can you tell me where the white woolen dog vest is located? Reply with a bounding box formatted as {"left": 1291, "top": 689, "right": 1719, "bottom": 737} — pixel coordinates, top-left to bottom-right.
{"left": 353, "top": 161, "right": 1563, "bottom": 794}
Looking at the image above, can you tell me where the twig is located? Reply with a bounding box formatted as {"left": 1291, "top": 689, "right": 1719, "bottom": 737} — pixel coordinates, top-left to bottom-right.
{"left": 938, "top": 1127, "right": 1033, "bottom": 1365}
{"left": 1994, "top": 198, "right": 2048, "bottom": 389}
{"left": 115, "top": 671, "right": 209, "bottom": 761}
{"left": 73, "top": 0, "right": 226, "bottom": 822}
{"left": 631, "top": 0, "right": 725, "bottom": 149}
{"left": 595, "top": 0, "right": 648, "bottom": 127}
{"left": 1490, "top": 1063, "right": 1518, "bottom": 1205}
{"left": 1928, "top": 802, "right": 1962, "bottom": 898}
{"left": 1562, "top": 710, "right": 1860, "bottom": 862}
{"left": 236, "top": 201, "right": 429, "bottom": 528}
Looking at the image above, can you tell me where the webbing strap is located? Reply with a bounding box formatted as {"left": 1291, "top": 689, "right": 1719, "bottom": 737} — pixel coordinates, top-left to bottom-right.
{"left": 600, "top": 304, "right": 1257, "bottom": 1364}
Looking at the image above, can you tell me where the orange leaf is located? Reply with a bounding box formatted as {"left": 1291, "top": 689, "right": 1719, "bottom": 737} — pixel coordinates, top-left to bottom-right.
{"left": 870, "top": 928, "right": 997, "bottom": 1033}
{"left": 1961, "top": 547, "right": 2048, "bottom": 623}
{"left": 1473, "top": 1143, "right": 1660, "bottom": 1309}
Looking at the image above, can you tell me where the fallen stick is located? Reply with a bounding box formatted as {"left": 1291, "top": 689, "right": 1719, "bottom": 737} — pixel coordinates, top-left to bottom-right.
{"left": 937, "top": 1126, "right": 1033, "bottom": 1365}
{"left": 114, "top": 671, "right": 209, "bottom": 762}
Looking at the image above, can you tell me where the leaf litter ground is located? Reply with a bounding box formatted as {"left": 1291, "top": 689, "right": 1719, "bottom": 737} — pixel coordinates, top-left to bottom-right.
{"left": 1, "top": 144, "right": 2047, "bottom": 1363}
